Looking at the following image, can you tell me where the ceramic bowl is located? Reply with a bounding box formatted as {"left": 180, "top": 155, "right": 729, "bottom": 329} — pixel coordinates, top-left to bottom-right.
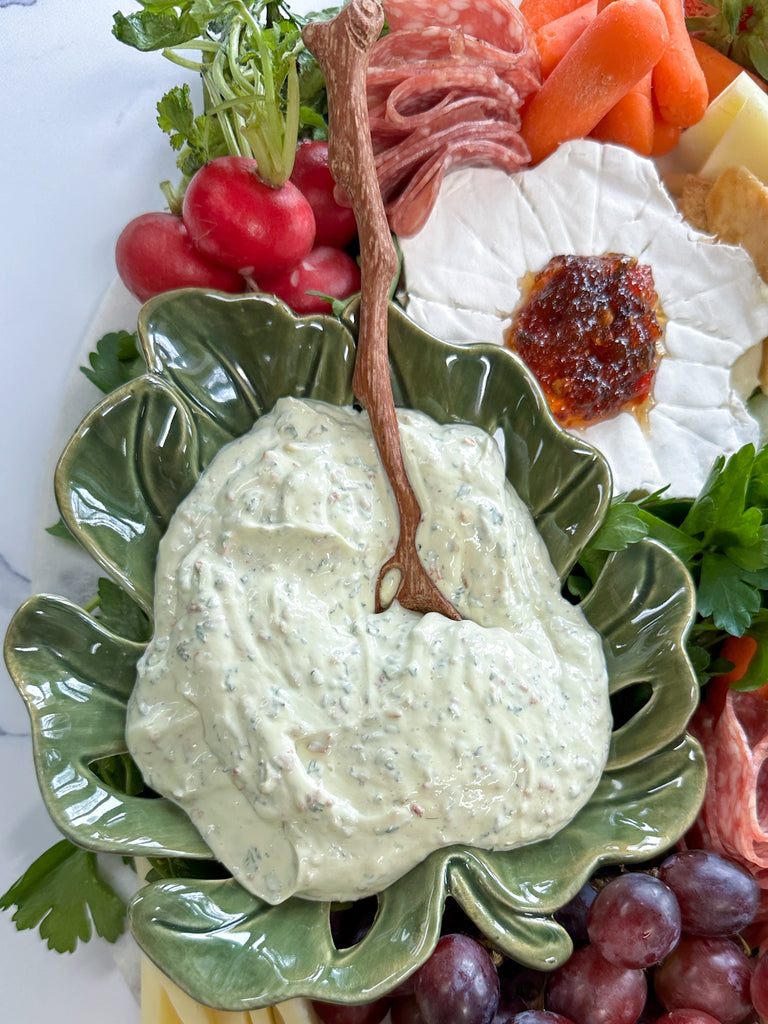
{"left": 4, "top": 289, "right": 706, "bottom": 1011}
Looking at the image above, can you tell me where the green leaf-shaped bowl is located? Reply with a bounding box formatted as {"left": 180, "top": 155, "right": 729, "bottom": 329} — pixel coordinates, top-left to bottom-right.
{"left": 4, "top": 290, "right": 705, "bottom": 1012}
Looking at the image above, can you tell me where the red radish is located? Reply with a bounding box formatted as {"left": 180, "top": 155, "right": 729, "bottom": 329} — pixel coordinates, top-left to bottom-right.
{"left": 115, "top": 212, "right": 244, "bottom": 302}
{"left": 290, "top": 140, "right": 358, "bottom": 249}
{"left": 182, "top": 155, "right": 316, "bottom": 278}
{"left": 254, "top": 246, "right": 361, "bottom": 314}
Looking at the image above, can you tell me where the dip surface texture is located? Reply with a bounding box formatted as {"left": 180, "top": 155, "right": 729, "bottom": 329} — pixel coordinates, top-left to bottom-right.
{"left": 126, "top": 397, "right": 611, "bottom": 904}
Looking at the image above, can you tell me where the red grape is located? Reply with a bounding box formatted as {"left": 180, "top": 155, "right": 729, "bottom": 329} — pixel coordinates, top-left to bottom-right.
{"left": 749, "top": 948, "right": 768, "bottom": 1020}
{"left": 554, "top": 883, "right": 597, "bottom": 948}
{"left": 654, "top": 1011, "right": 724, "bottom": 1023}
{"left": 414, "top": 934, "right": 500, "bottom": 1024}
{"left": 513, "top": 1013, "right": 576, "bottom": 1023}
{"left": 391, "top": 994, "right": 426, "bottom": 1024}
{"left": 658, "top": 851, "right": 760, "bottom": 937}
{"left": 546, "top": 944, "right": 647, "bottom": 1024}
{"left": 587, "top": 873, "right": 681, "bottom": 968}
{"left": 312, "top": 998, "right": 390, "bottom": 1024}
{"left": 653, "top": 935, "right": 753, "bottom": 1024}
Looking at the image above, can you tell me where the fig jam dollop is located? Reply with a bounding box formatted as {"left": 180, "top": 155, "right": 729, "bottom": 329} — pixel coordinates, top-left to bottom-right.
{"left": 505, "top": 253, "right": 663, "bottom": 428}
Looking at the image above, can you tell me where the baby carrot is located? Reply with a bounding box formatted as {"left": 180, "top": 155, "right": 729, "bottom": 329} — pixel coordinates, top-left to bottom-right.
{"left": 651, "top": 0, "right": 709, "bottom": 126}
{"left": 690, "top": 36, "right": 768, "bottom": 100}
{"left": 535, "top": 0, "right": 598, "bottom": 80}
{"left": 591, "top": 72, "right": 655, "bottom": 155}
{"left": 519, "top": 0, "right": 590, "bottom": 31}
{"left": 650, "top": 107, "right": 682, "bottom": 155}
{"left": 520, "top": 0, "right": 670, "bottom": 165}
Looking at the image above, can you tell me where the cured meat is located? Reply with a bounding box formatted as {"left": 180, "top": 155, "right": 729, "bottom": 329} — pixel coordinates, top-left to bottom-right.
{"left": 687, "top": 689, "right": 768, "bottom": 948}
{"left": 368, "top": 0, "right": 541, "bottom": 237}
{"left": 379, "top": 123, "right": 531, "bottom": 236}
{"left": 383, "top": 0, "right": 535, "bottom": 54}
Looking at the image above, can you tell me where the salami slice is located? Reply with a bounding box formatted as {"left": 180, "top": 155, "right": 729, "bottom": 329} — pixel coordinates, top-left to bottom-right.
{"left": 688, "top": 690, "right": 768, "bottom": 948}
{"left": 382, "top": 0, "right": 536, "bottom": 55}
{"left": 376, "top": 121, "right": 530, "bottom": 235}
{"left": 369, "top": 29, "right": 541, "bottom": 93}
{"left": 367, "top": 1, "right": 541, "bottom": 237}
{"left": 369, "top": 69, "right": 525, "bottom": 135}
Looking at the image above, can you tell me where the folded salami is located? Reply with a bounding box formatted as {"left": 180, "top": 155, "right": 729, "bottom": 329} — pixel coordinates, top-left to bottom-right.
{"left": 688, "top": 688, "right": 768, "bottom": 949}
{"left": 368, "top": 0, "right": 541, "bottom": 236}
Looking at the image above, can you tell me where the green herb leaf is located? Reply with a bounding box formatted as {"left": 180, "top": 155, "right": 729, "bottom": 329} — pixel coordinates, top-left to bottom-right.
{"left": 682, "top": 445, "right": 761, "bottom": 548}
{"left": 576, "top": 501, "right": 649, "bottom": 583}
{"left": 46, "top": 518, "right": 76, "bottom": 542}
{"left": 157, "top": 85, "right": 228, "bottom": 185}
{"left": 685, "top": 0, "right": 768, "bottom": 81}
{"left": 90, "top": 753, "right": 148, "bottom": 796}
{"left": 112, "top": 8, "right": 202, "bottom": 51}
{"left": 81, "top": 330, "right": 145, "bottom": 394}
{"left": 0, "top": 841, "right": 126, "bottom": 953}
{"left": 114, "top": 0, "right": 337, "bottom": 192}
{"left": 575, "top": 441, "right": 768, "bottom": 683}
{"left": 697, "top": 551, "right": 763, "bottom": 636}
{"left": 93, "top": 577, "right": 152, "bottom": 643}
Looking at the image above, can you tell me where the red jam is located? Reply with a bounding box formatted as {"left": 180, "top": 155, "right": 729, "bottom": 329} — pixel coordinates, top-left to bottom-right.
{"left": 505, "top": 253, "right": 663, "bottom": 428}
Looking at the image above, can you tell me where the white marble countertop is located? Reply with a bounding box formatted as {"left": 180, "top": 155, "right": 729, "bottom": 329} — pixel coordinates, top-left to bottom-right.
{"left": 2, "top": 1, "right": 324, "bottom": 1017}
{"left": 1, "top": 2, "right": 201, "bottom": 1018}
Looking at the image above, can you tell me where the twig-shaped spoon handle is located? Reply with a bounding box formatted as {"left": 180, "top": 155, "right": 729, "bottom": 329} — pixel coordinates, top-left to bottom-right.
{"left": 303, "top": 0, "right": 461, "bottom": 620}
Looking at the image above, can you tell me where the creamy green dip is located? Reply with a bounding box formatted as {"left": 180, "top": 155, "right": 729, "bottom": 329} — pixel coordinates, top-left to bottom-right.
{"left": 127, "top": 397, "right": 611, "bottom": 904}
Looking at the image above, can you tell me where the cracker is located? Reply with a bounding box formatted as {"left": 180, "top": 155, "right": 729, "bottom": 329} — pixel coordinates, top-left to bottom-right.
{"left": 679, "top": 173, "right": 713, "bottom": 233}
{"left": 705, "top": 165, "right": 768, "bottom": 283}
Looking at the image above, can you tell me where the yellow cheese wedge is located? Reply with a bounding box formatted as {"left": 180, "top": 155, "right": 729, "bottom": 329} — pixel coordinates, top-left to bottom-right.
{"left": 272, "top": 999, "right": 323, "bottom": 1024}
{"left": 140, "top": 956, "right": 320, "bottom": 1024}
{"left": 663, "top": 73, "right": 768, "bottom": 185}
{"left": 700, "top": 88, "right": 768, "bottom": 184}
{"left": 141, "top": 956, "right": 185, "bottom": 1024}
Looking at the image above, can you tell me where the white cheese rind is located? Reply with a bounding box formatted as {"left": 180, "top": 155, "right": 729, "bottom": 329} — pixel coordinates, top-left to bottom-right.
{"left": 401, "top": 139, "right": 768, "bottom": 497}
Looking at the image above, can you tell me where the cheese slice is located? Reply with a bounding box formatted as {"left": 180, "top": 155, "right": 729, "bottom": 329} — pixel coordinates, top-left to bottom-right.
{"left": 272, "top": 1000, "right": 323, "bottom": 1024}
{"left": 141, "top": 957, "right": 320, "bottom": 1024}
{"left": 141, "top": 956, "right": 185, "bottom": 1024}
{"left": 662, "top": 73, "right": 768, "bottom": 184}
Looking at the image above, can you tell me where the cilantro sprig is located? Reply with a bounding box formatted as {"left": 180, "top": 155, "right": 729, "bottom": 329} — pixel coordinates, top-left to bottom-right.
{"left": 570, "top": 443, "right": 768, "bottom": 686}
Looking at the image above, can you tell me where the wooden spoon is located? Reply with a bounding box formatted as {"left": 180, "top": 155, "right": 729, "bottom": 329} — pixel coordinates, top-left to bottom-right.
{"left": 303, "top": 0, "right": 461, "bottom": 620}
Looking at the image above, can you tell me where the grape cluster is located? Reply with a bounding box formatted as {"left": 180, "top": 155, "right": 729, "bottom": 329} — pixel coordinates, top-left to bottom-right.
{"left": 312, "top": 850, "right": 768, "bottom": 1024}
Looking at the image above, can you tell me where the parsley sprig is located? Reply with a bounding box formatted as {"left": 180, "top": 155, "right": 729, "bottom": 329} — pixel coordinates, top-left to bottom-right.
{"left": 570, "top": 443, "right": 768, "bottom": 686}
{"left": 80, "top": 330, "right": 145, "bottom": 394}
{"left": 0, "top": 842, "right": 126, "bottom": 953}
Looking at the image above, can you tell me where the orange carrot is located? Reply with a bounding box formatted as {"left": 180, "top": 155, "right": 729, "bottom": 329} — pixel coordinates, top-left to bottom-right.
{"left": 650, "top": 105, "right": 682, "bottom": 155}
{"left": 706, "top": 635, "right": 766, "bottom": 720}
{"left": 535, "top": 0, "right": 598, "bottom": 79}
{"left": 520, "top": 0, "right": 670, "bottom": 166}
{"left": 519, "top": 0, "right": 590, "bottom": 31}
{"left": 651, "top": 0, "right": 709, "bottom": 127}
{"left": 690, "top": 36, "right": 768, "bottom": 101}
{"left": 591, "top": 71, "right": 654, "bottom": 155}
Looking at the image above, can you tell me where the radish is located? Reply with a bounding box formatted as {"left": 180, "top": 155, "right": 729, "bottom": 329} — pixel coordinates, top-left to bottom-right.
{"left": 182, "top": 155, "right": 316, "bottom": 278}
{"left": 254, "top": 245, "right": 361, "bottom": 314}
{"left": 291, "top": 141, "right": 358, "bottom": 250}
{"left": 115, "top": 212, "right": 245, "bottom": 302}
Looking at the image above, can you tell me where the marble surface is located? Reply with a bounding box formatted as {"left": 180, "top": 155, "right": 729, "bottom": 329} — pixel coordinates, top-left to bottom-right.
{"left": 1, "top": 2, "right": 201, "bottom": 1019}
{"left": 2, "top": 1, "right": 323, "bottom": 1018}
